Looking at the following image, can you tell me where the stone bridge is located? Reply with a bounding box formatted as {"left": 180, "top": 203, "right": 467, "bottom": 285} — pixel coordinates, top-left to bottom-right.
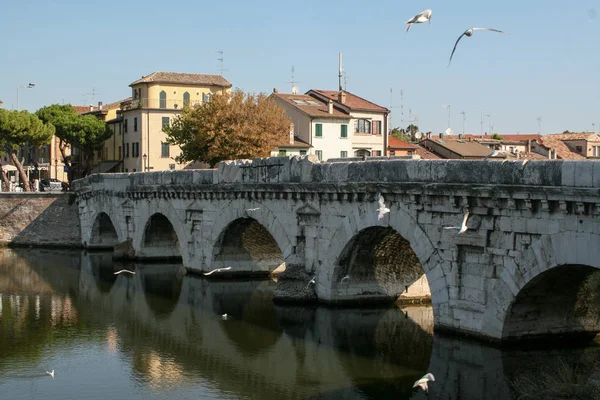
{"left": 73, "top": 156, "right": 600, "bottom": 343}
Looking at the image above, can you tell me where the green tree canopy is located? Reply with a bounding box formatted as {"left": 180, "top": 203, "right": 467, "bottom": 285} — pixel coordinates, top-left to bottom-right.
{"left": 0, "top": 109, "right": 54, "bottom": 191}
{"left": 490, "top": 133, "right": 503, "bottom": 140}
{"left": 164, "top": 89, "right": 290, "bottom": 167}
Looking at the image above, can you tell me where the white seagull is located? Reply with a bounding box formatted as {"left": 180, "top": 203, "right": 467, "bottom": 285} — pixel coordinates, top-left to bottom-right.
{"left": 406, "top": 9, "right": 432, "bottom": 32}
{"left": 448, "top": 27, "right": 505, "bottom": 67}
{"left": 413, "top": 373, "right": 435, "bottom": 393}
{"left": 377, "top": 193, "right": 390, "bottom": 220}
{"left": 484, "top": 149, "right": 502, "bottom": 160}
{"left": 246, "top": 208, "right": 260, "bottom": 212}
{"left": 203, "top": 267, "right": 232, "bottom": 276}
{"left": 46, "top": 370, "right": 55, "bottom": 379}
{"left": 340, "top": 274, "right": 351, "bottom": 283}
{"left": 114, "top": 269, "right": 135, "bottom": 275}
{"left": 443, "top": 210, "right": 470, "bottom": 234}
{"left": 222, "top": 313, "right": 228, "bottom": 320}
{"left": 306, "top": 276, "right": 316, "bottom": 288}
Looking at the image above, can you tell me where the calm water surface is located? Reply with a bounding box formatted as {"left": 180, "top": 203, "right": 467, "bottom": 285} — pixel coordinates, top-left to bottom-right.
{"left": 1, "top": 248, "right": 599, "bottom": 400}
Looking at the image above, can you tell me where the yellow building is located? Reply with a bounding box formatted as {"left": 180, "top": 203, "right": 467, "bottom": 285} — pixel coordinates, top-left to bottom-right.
{"left": 117, "top": 72, "right": 232, "bottom": 173}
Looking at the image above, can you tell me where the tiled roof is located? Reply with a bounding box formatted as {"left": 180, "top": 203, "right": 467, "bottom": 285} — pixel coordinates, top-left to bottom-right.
{"left": 534, "top": 136, "right": 586, "bottom": 160}
{"left": 465, "top": 134, "right": 542, "bottom": 142}
{"left": 73, "top": 97, "right": 131, "bottom": 115}
{"left": 130, "top": 72, "right": 232, "bottom": 88}
{"left": 308, "top": 90, "right": 389, "bottom": 113}
{"left": 423, "top": 137, "right": 497, "bottom": 158}
{"left": 545, "top": 132, "right": 600, "bottom": 142}
{"left": 72, "top": 105, "right": 91, "bottom": 114}
{"left": 518, "top": 151, "right": 550, "bottom": 160}
{"left": 272, "top": 93, "right": 350, "bottom": 119}
{"left": 414, "top": 146, "right": 441, "bottom": 159}
{"left": 388, "top": 135, "right": 417, "bottom": 149}
{"left": 278, "top": 136, "right": 312, "bottom": 149}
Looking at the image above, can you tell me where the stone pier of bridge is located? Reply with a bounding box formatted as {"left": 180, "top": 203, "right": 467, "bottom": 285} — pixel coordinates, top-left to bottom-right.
{"left": 73, "top": 156, "right": 600, "bottom": 343}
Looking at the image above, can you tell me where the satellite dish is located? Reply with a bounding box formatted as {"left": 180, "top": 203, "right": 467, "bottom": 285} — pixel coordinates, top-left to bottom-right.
{"left": 415, "top": 132, "right": 423, "bottom": 140}
{"left": 291, "top": 86, "right": 299, "bottom": 94}
{"left": 445, "top": 128, "right": 454, "bottom": 136}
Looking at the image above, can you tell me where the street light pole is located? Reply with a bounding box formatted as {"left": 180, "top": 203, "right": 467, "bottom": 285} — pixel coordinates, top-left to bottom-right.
{"left": 460, "top": 111, "right": 466, "bottom": 135}
{"left": 477, "top": 108, "right": 484, "bottom": 135}
{"left": 16, "top": 83, "right": 35, "bottom": 111}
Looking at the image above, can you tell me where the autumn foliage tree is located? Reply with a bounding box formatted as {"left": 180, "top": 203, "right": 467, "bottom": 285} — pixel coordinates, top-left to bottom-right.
{"left": 164, "top": 90, "right": 291, "bottom": 167}
{"left": 0, "top": 109, "right": 54, "bottom": 191}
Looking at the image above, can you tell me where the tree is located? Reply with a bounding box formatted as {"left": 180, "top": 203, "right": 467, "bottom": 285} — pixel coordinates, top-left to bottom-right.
{"left": 390, "top": 127, "right": 411, "bottom": 142}
{"left": 164, "top": 89, "right": 291, "bottom": 167}
{"left": 490, "top": 133, "right": 503, "bottom": 140}
{"left": 406, "top": 124, "right": 419, "bottom": 140}
{"left": 0, "top": 110, "right": 54, "bottom": 192}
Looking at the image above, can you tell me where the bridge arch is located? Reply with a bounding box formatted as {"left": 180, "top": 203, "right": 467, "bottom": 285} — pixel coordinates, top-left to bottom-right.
{"left": 89, "top": 212, "right": 119, "bottom": 248}
{"left": 206, "top": 202, "right": 294, "bottom": 274}
{"left": 488, "top": 232, "right": 600, "bottom": 341}
{"left": 134, "top": 204, "right": 190, "bottom": 265}
{"left": 320, "top": 198, "right": 446, "bottom": 314}
{"left": 82, "top": 194, "right": 127, "bottom": 247}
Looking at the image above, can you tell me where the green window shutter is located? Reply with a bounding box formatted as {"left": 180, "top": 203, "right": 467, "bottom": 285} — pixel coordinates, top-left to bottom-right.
{"left": 341, "top": 124, "right": 347, "bottom": 138}
{"left": 315, "top": 124, "right": 323, "bottom": 137}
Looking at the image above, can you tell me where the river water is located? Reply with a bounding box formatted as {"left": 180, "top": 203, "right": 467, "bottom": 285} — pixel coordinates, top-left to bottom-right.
{"left": 1, "top": 248, "right": 599, "bottom": 400}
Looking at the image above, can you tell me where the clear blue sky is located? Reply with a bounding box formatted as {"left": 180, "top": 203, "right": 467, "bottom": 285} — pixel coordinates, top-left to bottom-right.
{"left": 1, "top": 0, "right": 598, "bottom": 135}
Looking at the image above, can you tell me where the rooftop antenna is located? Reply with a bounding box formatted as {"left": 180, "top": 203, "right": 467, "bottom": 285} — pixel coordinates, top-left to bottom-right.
{"left": 217, "top": 50, "right": 228, "bottom": 76}
{"left": 83, "top": 87, "right": 99, "bottom": 105}
{"left": 400, "top": 89, "right": 404, "bottom": 125}
{"left": 343, "top": 70, "right": 348, "bottom": 91}
{"left": 460, "top": 111, "right": 466, "bottom": 135}
{"left": 537, "top": 116, "right": 542, "bottom": 134}
{"left": 287, "top": 66, "right": 302, "bottom": 93}
{"left": 338, "top": 52, "right": 343, "bottom": 91}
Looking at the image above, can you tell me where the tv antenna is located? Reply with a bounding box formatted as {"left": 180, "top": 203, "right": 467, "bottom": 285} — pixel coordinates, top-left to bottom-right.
{"left": 343, "top": 70, "right": 348, "bottom": 91}
{"left": 460, "top": 111, "right": 466, "bottom": 135}
{"left": 83, "top": 87, "right": 100, "bottom": 105}
{"left": 217, "top": 50, "right": 228, "bottom": 76}
{"left": 537, "top": 116, "right": 542, "bottom": 134}
{"left": 287, "top": 66, "right": 302, "bottom": 93}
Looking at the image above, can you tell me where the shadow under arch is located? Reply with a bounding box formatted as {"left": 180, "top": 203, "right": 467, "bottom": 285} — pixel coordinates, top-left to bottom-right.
{"left": 212, "top": 217, "right": 285, "bottom": 275}
{"left": 331, "top": 226, "right": 430, "bottom": 304}
{"left": 502, "top": 265, "right": 600, "bottom": 342}
{"left": 89, "top": 212, "right": 119, "bottom": 249}
{"left": 89, "top": 252, "right": 118, "bottom": 293}
{"left": 139, "top": 265, "right": 185, "bottom": 319}
{"left": 139, "top": 213, "right": 183, "bottom": 262}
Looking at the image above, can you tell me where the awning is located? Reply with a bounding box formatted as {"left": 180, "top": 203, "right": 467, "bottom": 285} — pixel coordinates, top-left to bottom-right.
{"left": 90, "top": 161, "right": 121, "bottom": 174}
{"left": 1, "top": 164, "right": 17, "bottom": 172}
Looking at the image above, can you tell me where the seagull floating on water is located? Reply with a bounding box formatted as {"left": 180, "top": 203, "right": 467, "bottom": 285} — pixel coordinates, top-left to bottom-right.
{"left": 443, "top": 210, "right": 470, "bottom": 234}
{"left": 46, "top": 370, "right": 54, "bottom": 379}
{"left": 377, "top": 193, "right": 390, "bottom": 220}
{"left": 114, "top": 269, "right": 135, "bottom": 275}
{"left": 306, "top": 276, "right": 316, "bottom": 288}
{"left": 406, "top": 9, "right": 432, "bottom": 32}
{"left": 448, "top": 27, "right": 505, "bottom": 67}
{"left": 413, "top": 373, "right": 435, "bottom": 393}
{"left": 203, "top": 267, "right": 232, "bottom": 276}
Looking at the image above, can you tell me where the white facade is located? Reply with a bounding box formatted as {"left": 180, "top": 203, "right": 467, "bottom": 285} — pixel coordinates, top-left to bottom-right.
{"left": 310, "top": 119, "right": 352, "bottom": 161}
{"left": 349, "top": 111, "right": 386, "bottom": 157}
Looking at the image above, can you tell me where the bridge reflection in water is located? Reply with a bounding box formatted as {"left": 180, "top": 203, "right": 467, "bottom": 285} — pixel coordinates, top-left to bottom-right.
{"left": 1, "top": 248, "right": 599, "bottom": 400}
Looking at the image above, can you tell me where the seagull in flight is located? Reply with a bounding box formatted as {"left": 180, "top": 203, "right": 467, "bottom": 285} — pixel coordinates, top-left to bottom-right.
{"left": 114, "top": 269, "right": 135, "bottom": 275}
{"left": 246, "top": 208, "right": 260, "bottom": 212}
{"left": 448, "top": 27, "right": 505, "bottom": 67}
{"left": 484, "top": 149, "right": 502, "bottom": 160}
{"left": 413, "top": 373, "right": 435, "bottom": 393}
{"left": 222, "top": 313, "right": 228, "bottom": 320}
{"left": 406, "top": 9, "right": 432, "bottom": 32}
{"left": 377, "top": 193, "right": 390, "bottom": 220}
{"left": 46, "top": 370, "right": 55, "bottom": 379}
{"left": 203, "top": 267, "right": 232, "bottom": 276}
{"left": 443, "top": 210, "right": 470, "bottom": 234}
{"left": 340, "top": 274, "right": 351, "bottom": 283}
{"left": 306, "top": 276, "right": 316, "bottom": 288}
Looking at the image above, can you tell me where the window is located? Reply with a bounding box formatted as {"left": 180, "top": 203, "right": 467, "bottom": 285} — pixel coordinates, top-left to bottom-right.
{"left": 315, "top": 150, "right": 323, "bottom": 160}
{"left": 372, "top": 121, "right": 382, "bottom": 134}
{"left": 169, "top": 164, "right": 176, "bottom": 170}
{"left": 372, "top": 150, "right": 382, "bottom": 156}
{"left": 354, "top": 149, "right": 371, "bottom": 157}
{"left": 183, "top": 92, "right": 190, "bottom": 106}
{"left": 576, "top": 145, "right": 583, "bottom": 153}
{"left": 161, "top": 142, "right": 170, "bottom": 158}
{"left": 390, "top": 150, "right": 396, "bottom": 156}
{"left": 354, "top": 119, "right": 371, "bottom": 133}
{"left": 340, "top": 151, "right": 347, "bottom": 158}
{"left": 125, "top": 168, "right": 128, "bottom": 172}
{"left": 133, "top": 117, "right": 138, "bottom": 132}
{"left": 125, "top": 143, "right": 130, "bottom": 158}
{"left": 341, "top": 124, "right": 348, "bottom": 138}
{"left": 278, "top": 150, "right": 287, "bottom": 156}
{"left": 159, "top": 90, "right": 167, "bottom": 108}
{"left": 315, "top": 123, "right": 323, "bottom": 137}
{"left": 133, "top": 169, "right": 137, "bottom": 172}
{"left": 118, "top": 146, "right": 122, "bottom": 160}
{"left": 593, "top": 146, "right": 600, "bottom": 157}
{"left": 299, "top": 150, "right": 307, "bottom": 155}
{"left": 202, "top": 93, "right": 211, "bottom": 103}
{"left": 124, "top": 119, "right": 128, "bottom": 133}
{"left": 162, "top": 117, "right": 170, "bottom": 129}
{"left": 132, "top": 142, "right": 140, "bottom": 158}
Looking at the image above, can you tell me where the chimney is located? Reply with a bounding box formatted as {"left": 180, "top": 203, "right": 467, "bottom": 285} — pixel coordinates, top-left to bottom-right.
{"left": 98, "top": 101, "right": 103, "bottom": 110}
{"left": 458, "top": 134, "right": 463, "bottom": 139}
{"left": 328, "top": 100, "right": 333, "bottom": 114}
{"left": 439, "top": 132, "right": 443, "bottom": 139}
{"left": 548, "top": 150, "right": 552, "bottom": 159}
{"left": 89, "top": 104, "right": 93, "bottom": 112}
{"left": 338, "top": 90, "right": 346, "bottom": 105}
{"left": 527, "top": 139, "right": 531, "bottom": 153}
{"left": 273, "top": 88, "right": 278, "bottom": 94}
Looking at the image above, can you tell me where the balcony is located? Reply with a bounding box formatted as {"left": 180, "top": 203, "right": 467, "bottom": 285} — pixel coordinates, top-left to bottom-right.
{"left": 120, "top": 98, "right": 203, "bottom": 111}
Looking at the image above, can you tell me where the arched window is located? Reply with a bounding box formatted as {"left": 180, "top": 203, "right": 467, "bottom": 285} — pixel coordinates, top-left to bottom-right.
{"left": 159, "top": 91, "right": 167, "bottom": 108}
{"left": 183, "top": 92, "right": 190, "bottom": 106}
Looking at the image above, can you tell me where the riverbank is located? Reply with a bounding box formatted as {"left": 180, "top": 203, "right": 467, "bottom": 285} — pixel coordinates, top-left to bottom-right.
{"left": 0, "top": 193, "right": 81, "bottom": 248}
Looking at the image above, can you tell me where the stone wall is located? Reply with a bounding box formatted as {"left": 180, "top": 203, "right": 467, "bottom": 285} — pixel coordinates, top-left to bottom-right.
{"left": 0, "top": 193, "right": 81, "bottom": 247}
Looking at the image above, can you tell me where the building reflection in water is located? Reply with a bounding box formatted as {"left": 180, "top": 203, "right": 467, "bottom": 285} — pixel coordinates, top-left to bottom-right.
{"left": 1, "top": 247, "right": 600, "bottom": 400}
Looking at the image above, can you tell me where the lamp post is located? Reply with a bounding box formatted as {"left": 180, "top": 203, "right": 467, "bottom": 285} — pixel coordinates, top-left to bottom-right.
{"left": 143, "top": 154, "right": 147, "bottom": 172}
{"left": 16, "top": 83, "right": 35, "bottom": 111}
